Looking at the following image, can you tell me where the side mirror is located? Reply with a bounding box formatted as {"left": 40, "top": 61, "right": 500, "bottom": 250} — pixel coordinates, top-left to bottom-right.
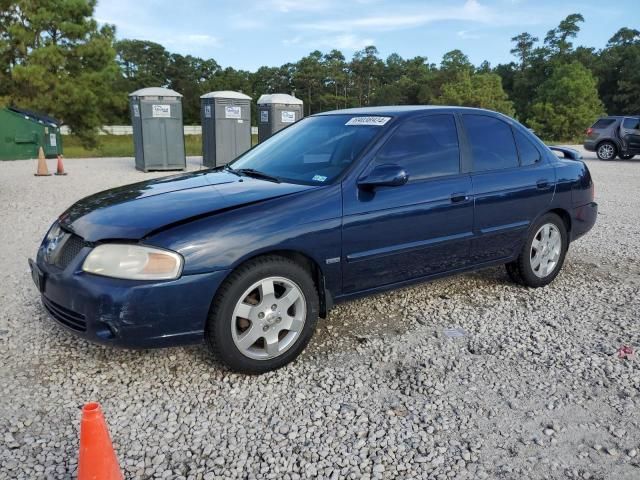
{"left": 358, "top": 164, "right": 409, "bottom": 189}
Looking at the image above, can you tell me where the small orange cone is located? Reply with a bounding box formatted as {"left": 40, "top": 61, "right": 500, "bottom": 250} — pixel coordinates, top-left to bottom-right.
{"left": 55, "top": 155, "right": 67, "bottom": 175}
{"left": 34, "top": 147, "right": 51, "bottom": 176}
{"left": 78, "top": 402, "right": 123, "bottom": 480}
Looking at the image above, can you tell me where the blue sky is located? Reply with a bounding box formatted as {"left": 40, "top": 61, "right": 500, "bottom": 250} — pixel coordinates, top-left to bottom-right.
{"left": 95, "top": 0, "right": 638, "bottom": 70}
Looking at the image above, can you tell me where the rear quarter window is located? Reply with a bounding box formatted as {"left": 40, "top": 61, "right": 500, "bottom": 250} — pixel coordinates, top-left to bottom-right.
{"left": 591, "top": 118, "right": 616, "bottom": 129}
{"left": 514, "top": 129, "right": 541, "bottom": 166}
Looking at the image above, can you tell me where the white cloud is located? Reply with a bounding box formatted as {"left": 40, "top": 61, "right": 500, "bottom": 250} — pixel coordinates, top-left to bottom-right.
{"left": 282, "top": 36, "right": 303, "bottom": 46}
{"left": 228, "top": 14, "right": 263, "bottom": 30}
{"left": 299, "top": 0, "right": 494, "bottom": 32}
{"left": 268, "top": 0, "right": 334, "bottom": 13}
{"left": 331, "top": 34, "right": 376, "bottom": 50}
{"left": 282, "top": 33, "right": 374, "bottom": 51}
{"left": 184, "top": 34, "right": 222, "bottom": 46}
{"left": 457, "top": 29, "right": 483, "bottom": 40}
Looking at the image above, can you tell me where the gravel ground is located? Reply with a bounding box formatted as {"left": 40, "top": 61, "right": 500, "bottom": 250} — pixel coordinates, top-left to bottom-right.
{"left": 1, "top": 149, "right": 639, "bottom": 479}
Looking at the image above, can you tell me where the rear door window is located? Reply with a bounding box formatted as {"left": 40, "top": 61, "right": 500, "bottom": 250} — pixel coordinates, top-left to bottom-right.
{"left": 374, "top": 114, "right": 460, "bottom": 181}
{"left": 463, "top": 115, "right": 519, "bottom": 172}
{"left": 513, "top": 129, "right": 541, "bottom": 166}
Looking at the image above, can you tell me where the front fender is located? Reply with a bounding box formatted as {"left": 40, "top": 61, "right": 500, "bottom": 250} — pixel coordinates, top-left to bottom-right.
{"left": 147, "top": 184, "right": 343, "bottom": 294}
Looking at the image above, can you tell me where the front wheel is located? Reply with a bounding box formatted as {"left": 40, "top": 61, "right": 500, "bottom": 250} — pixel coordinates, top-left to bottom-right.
{"left": 206, "top": 256, "right": 319, "bottom": 373}
{"left": 596, "top": 141, "right": 617, "bottom": 160}
{"left": 506, "top": 213, "right": 568, "bottom": 288}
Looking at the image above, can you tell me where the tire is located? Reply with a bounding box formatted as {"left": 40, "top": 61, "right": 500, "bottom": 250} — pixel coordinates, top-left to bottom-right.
{"left": 596, "top": 141, "right": 617, "bottom": 160}
{"left": 506, "top": 213, "right": 568, "bottom": 288}
{"left": 619, "top": 153, "right": 635, "bottom": 160}
{"left": 206, "top": 255, "right": 319, "bottom": 373}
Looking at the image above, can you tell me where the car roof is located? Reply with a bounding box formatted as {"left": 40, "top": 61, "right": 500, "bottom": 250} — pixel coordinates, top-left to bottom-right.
{"left": 600, "top": 115, "right": 638, "bottom": 120}
{"left": 314, "top": 105, "right": 506, "bottom": 118}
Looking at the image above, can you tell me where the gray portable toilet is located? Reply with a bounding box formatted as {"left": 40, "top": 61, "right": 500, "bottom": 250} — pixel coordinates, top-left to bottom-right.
{"left": 257, "top": 93, "right": 304, "bottom": 143}
{"left": 129, "top": 87, "right": 186, "bottom": 172}
{"left": 200, "top": 91, "right": 252, "bottom": 168}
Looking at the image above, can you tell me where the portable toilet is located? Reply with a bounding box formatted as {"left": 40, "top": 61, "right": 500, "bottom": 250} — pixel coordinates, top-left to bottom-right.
{"left": 200, "top": 91, "right": 252, "bottom": 168}
{"left": 257, "top": 94, "right": 304, "bottom": 143}
{"left": 0, "top": 107, "right": 62, "bottom": 161}
{"left": 129, "top": 87, "right": 186, "bottom": 172}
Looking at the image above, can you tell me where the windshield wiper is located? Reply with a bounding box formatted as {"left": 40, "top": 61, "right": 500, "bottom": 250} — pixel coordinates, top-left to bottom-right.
{"left": 223, "top": 165, "right": 242, "bottom": 177}
{"left": 234, "top": 168, "right": 281, "bottom": 183}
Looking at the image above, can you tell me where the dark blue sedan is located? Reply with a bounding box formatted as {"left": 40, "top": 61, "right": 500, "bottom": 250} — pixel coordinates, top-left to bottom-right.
{"left": 30, "top": 106, "right": 597, "bottom": 372}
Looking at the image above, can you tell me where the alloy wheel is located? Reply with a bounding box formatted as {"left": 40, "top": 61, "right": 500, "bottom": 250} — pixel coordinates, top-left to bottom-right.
{"left": 598, "top": 143, "right": 615, "bottom": 160}
{"left": 530, "top": 223, "right": 562, "bottom": 278}
{"left": 231, "top": 276, "right": 306, "bottom": 360}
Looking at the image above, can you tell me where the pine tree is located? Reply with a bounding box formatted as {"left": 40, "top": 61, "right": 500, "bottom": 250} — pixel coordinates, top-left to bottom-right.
{"left": 528, "top": 62, "right": 604, "bottom": 141}
{"left": 2, "top": 0, "right": 122, "bottom": 146}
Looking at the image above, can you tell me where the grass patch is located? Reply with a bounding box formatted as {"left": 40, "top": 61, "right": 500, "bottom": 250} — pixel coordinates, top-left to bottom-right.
{"left": 63, "top": 135, "right": 202, "bottom": 158}
{"left": 62, "top": 134, "right": 259, "bottom": 158}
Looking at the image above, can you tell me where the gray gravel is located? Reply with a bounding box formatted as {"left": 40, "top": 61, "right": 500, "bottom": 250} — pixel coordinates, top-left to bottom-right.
{"left": 1, "top": 149, "right": 639, "bottom": 479}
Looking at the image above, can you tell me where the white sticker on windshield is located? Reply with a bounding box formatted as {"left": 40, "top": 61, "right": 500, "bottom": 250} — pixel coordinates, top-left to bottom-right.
{"left": 312, "top": 175, "right": 327, "bottom": 182}
{"left": 345, "top": 116, "right": 391, "bottom": 126}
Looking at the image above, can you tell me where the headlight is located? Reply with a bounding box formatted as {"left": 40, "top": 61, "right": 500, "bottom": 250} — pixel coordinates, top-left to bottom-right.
{"left": 45, "top": 221, "right": 62, "bottom": 243}
{"left": 82, "top": 244, "right": 183, "bottom": 280}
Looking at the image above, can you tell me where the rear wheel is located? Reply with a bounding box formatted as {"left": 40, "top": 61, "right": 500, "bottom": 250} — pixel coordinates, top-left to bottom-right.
{"left": 506, "top": 213, "right": 568, "bottom": 288}
{"left": 206, "top": 256, "right": 319, "bottom": 373}
{"left": 619, "top": 153, "right": 635, "bottom": 160}
{"left": 596, "top": 141, "right": 617, "bottom": 160}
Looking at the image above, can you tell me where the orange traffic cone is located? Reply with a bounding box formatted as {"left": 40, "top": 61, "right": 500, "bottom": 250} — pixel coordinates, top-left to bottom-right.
{"left": 34, "top": 147, "right": 51, "bottom": 176}
{"left": 78, "top": 402, "right": 123, "bottom": 480}
{"left": 55, "top": 155, "right": 67, "bottom": 175}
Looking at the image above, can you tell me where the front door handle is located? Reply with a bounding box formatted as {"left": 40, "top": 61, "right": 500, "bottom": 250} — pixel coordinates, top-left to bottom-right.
{"left": 450, "top": 192, "right": 469, "bottom": 203}
{"left": 536, "top": 179, "right": 550, "bottom": 189}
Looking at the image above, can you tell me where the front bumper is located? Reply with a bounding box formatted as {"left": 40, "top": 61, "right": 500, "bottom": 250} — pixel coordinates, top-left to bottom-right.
{"left": 30, "top": 249, "right": 229, "bottom": 348}
{"left": 571, "top": 202, "right": 597, "bottom": 242}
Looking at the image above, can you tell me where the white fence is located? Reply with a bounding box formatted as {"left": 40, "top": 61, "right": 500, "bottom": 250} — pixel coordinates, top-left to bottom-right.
{"left": 60, "top": 126, "right": 259, "bottom": 135}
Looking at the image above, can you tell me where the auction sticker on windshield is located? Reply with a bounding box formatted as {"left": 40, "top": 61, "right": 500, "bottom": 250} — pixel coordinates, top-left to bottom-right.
{"left": 345, "top": 116, "right": 391, "bottom": 126}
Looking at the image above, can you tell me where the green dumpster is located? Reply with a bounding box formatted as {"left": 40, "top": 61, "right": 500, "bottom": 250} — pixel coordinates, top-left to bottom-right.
{"left": 0, "top": 107, "right": 63, "bottom": 160}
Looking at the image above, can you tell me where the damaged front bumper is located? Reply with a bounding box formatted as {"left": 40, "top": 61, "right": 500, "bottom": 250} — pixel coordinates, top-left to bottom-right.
{"left": 30, "top": 249, "right": 228, "bottom": 348}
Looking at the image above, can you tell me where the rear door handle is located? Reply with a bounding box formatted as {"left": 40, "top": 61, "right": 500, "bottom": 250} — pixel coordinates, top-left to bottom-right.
{"left": 536, "top": 179, "right": 550, "bottom": 189}
{"left": 450, "top": 192, "right": 469, "bottom": 203}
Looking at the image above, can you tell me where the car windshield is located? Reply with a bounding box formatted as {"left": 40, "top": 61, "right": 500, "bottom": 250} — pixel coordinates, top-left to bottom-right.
{"left": 229, "top": 115, "right": 389, "bottom": 184}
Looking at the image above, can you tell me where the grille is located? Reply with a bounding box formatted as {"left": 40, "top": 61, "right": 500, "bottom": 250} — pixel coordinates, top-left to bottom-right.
{"left": 42, "top": 296, "right": 87, "bottom": 332}
{"left": 54, "top": 234, "right": 86, "bottom": 269}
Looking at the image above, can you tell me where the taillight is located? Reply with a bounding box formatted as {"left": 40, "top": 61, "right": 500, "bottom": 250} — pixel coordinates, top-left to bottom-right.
{"left": 586, "top": 127, "right": 593, "bottom": 136}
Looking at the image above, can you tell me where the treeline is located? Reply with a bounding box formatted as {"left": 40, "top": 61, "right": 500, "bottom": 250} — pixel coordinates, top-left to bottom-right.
{"left": 1, "top": 1, "right": 639, "bottom": 146}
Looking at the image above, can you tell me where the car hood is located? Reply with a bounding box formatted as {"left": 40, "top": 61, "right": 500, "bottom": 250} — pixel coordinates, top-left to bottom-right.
{"left": 59, "top": 170, "right": 315, "bottom": 242}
